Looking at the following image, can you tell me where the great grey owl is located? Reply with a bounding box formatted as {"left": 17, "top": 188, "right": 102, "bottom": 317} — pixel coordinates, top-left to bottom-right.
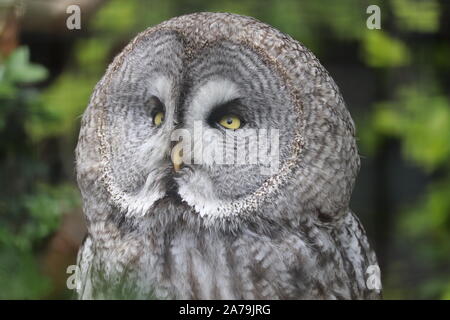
{"left": 75, "top": 12, "right": 381, "bottom": 299}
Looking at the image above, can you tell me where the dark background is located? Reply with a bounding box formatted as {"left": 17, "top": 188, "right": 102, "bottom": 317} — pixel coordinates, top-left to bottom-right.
{"left": 0, "top": 0, "right": 449, "bottom": 299}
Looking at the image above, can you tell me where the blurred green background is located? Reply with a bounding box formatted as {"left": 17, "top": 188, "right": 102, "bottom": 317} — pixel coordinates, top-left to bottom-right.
{"left": 0, "top": 0, "right": 449, "bottom": 299}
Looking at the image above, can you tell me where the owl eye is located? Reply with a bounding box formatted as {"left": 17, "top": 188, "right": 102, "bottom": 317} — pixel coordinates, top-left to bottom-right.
{"left": 153, "top": 111, "right": 165, "bottom": 126}
{"left": 218, "top": 115, "right": 241, "bottom": 130}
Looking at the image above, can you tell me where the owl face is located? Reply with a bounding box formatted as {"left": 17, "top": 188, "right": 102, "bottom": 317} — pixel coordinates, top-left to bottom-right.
{"left": 103, "top": 30, "right": 297, "bottom": 220}
{"left": 78, "top": 13, "right": 359, "bottom": 227}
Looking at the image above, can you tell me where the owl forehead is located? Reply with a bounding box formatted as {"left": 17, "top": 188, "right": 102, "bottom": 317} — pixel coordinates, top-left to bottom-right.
{"left": 108, "top": 26, "right": 295, "bottom": 124}
{"left": 120, "top": 29, "right": 288, "bottom": 86}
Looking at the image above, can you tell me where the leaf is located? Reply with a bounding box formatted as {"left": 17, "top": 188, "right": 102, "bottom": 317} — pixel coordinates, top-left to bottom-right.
{"left": 362, "top": 30, "right": 411, "bottom": 67}
{"left": 392, "top": 0, "right": 440, "bottom": 33}
{"left": 4, "top": 47, "right": 48, "bottom": 84}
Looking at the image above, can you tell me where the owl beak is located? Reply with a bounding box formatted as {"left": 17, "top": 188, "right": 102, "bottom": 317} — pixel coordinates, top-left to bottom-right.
{"left": 171, "top": 142, "right": 184, "bottom": 172}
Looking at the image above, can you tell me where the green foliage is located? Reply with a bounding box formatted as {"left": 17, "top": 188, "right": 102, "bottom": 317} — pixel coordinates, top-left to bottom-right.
{"left": 403, "top": 180, "right": 450, "bottom": 242}
{"left": 343, "top": 0, "right": 448, "bottom": 298}
{"left": 362, "top": 30, "right": 411, "bottom": 67}
{"left": 0, "top": 248, "right": 51, "bottom": 299}
{"left": 362, "top": 86, "right": 450, "bottom": 170}
{"left": 0, "top": 47, "right": 49, "bottom": 131}
{"left": 1, "top": 47, "right": 48, "bottom": 85}
{"left": 0, "top": 184, "right": 80, "bottom": 299}
{"left": 92, "top": 0, "right": 139, "bottom": 34}
{"left": 1, "top": 184, "right": 79, "bottom": 250}
{"left": 28, "top": 36, "right": 112, "bottom": 141}
{"left": 0, "top": 47, "right": 80, "bottom": 299}
{"left": 29, "top": 73, "right": 97, "bottom": 140}
{"left": 359, "top": 77, "right": 449, "bottom": 299}
{"left": 392, "top": 0, "right": 440, "bottom": 33}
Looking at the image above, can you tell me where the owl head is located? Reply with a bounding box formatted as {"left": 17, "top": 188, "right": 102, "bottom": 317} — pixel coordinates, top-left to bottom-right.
{"left": 76, "top": 13, "right": 359, "bottom": 229}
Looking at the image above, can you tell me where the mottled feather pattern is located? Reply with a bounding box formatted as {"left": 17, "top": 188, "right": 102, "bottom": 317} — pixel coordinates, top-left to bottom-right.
{"left": 75, "top": 12, "right": 381, "bottom": 299}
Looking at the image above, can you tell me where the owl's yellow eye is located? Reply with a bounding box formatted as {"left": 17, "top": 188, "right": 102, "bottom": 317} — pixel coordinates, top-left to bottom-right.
{"left": 153, "top": 111, "right": 165, "bottom": 126}
{"left": 218, "top": 115, "right": 241, "bottom": 130}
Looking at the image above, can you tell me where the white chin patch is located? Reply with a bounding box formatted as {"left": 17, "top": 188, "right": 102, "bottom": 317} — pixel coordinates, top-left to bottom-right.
{"left": 175, "top": 166, "right": 285, "bottom": 222}
{"left": 176, "top": 171, "right": 240, "bottom": 221}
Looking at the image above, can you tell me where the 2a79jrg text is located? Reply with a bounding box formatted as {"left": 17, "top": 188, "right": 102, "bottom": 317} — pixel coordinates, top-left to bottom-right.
{"left": 179, "top": 304, "right": 271, "bottom": 317}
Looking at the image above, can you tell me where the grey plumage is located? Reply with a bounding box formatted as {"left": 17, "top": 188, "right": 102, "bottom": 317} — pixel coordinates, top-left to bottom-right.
{"left": 75, "top": 12, "right": 381, "bottom": 299}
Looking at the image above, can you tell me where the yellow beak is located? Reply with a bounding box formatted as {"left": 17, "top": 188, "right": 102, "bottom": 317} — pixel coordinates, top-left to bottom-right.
{"left": 171, "top": 142, "right": 184, "bottom": 172}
